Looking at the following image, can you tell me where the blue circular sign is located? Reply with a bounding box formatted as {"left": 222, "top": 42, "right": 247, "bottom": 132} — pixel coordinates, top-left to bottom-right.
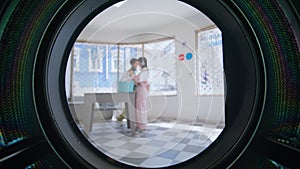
{"left": 186, "top": 52, "right": 193, "bottom": 60}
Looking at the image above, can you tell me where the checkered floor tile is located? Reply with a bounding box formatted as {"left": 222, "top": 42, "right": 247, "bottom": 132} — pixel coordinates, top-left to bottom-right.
{"left": 82, "top": 121, "right": 223, "bottom": 168}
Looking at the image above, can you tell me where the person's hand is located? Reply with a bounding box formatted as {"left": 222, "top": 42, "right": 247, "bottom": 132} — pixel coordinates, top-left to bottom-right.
{"left": 128, "top": 69, "right": 134, "bottom": 76}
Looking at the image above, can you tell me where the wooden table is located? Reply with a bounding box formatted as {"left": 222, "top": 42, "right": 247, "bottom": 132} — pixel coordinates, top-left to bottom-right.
{"left": 82, "top": 93, "right": 136, "bottom": 135}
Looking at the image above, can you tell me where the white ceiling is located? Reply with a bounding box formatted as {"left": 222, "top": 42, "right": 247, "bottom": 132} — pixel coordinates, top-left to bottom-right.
{"left": 78, "top": 0, "right": 214, "bottom": 42}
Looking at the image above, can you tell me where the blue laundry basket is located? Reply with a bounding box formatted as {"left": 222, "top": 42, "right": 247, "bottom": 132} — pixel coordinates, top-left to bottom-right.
{"left": 118, "top": 81, "right": 134, "bottom": 92}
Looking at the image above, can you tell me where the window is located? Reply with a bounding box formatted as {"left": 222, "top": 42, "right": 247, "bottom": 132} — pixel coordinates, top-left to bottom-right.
{"left": 197, "top": 26, "right": 224, "bottom": 95}
{"left": 68, "top": 38, "right": 176, "bottom": 97}
{"left": 144, "top": 39, "right": 176, "bottom": 95}
{"left": 71, "top": 43, "right": 116, "bottom": 96}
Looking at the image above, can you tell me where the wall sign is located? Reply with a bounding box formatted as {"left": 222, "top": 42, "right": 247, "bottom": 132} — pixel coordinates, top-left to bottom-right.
{"left": 178, "top": 54, "right": 185, "bottom": 60}
{"left": 186, "top": 52, "right": 193, "bottom": 60}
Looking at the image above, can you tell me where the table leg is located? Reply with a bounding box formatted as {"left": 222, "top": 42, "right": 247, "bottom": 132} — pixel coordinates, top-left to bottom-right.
{"left": 124, "top": 102, "right": 130, "bottom": 129}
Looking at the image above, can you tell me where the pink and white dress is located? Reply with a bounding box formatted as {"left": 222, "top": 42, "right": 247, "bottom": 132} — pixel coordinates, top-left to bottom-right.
{"left": 133, "top": 68, "right": 149, "bottom": 130}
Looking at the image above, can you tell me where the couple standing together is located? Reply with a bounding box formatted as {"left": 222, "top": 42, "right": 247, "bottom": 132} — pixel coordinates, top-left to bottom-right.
{"left": 125, "top": 57, "right": 149, "bottom": 134}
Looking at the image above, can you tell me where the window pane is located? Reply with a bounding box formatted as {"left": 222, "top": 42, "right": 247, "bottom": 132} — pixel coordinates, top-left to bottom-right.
{"left": 71, "top": 43, "right": 117, "bottom": 97}
{"left": 197, "top": 28, "right": 224, "bottom": 95}
{"left": 144, "top": 39, "right": 177, "bottom": 95}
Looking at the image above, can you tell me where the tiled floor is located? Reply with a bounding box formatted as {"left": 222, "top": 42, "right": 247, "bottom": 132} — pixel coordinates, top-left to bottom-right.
{"left": 82, "top": 120, "right": 223, "bottom": 168}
